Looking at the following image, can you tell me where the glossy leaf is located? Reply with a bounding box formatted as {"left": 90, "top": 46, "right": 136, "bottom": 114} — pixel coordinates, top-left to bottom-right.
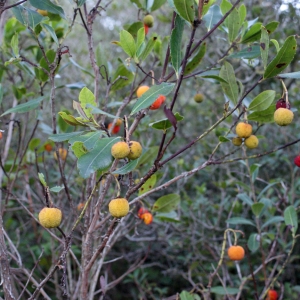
{"left": 119, "top": 30, "right": 136, "bottom": 58}
{"left": 136, "top": 27, "right": 145, "bottom": 52}
{"left": 149, "top": 112, "right": 184, "bottom": 131}
{"left": 48, "top": 131, "right": 85, "bottom": 142}
{"left": 1, "top": 95, "right": 44, "bottom": 116}
{"left": 261, "top": 216, "right": 284, "bottom": 229}
{"left": 284, "top": 205, "right": 298, "bottom": 236}
{"left": 152, "top": 194, "right": 180, "bottom": 213}
{"left": 279, "top": 71, "right": 300, "bottom": 79}
{"left": 247, "top": 233, "right": 260, "bottom": 252}
{"left": 77, "top": 137, "right": 120, "bottom": 178}
{"left": 248, "top": 90, "right": 275, "bottom": 112}
{"left": 12, "top": 6, "right": 45, "bottom": 28}
{"left": 79, "top": 87, "right": 97, "bottom": 118}
{"left": 130, "top": 82, "right": 175, "bottom": 115}
{"left": 139, "top": 175, "right": 157, "bottom": 196}
{"left": 42, "top": 23, "right": 59, "bottom": 45}
{"left": 251, "top": 203, "right": 264, "bottom": 217}
{"left": 138, "top": 35, "right": 158, "bottom": 61}
{"left": 111, "top": 64, "right": 134, "bottom": 91}
{"left": 228, "top": 45, "right": 260, "bottom": 59}
{"left": 226, "top": 217, "right": 255, "bottom": 226}
{"left": 202, "top": 0, "right": 217, "bottom": 16}
{"left": 58, "top": 112, "right": 85, "bottom": 126}
{"left": 112, "top": 159, "right": 140, "bottom": 175}
{"left": 264, "top": 36, "right": 297, "bottom": 79}
{"left": 219, "top": 62, "right": 239, "bottom": 105}
{"left": 247, "top": 104, "right": 276, "bottom": 123}
{"left": 72, "top": 141, "right": 87, "bottom": 158}
{"left": 11, "top": 33, "right": 19, "bottom": 57}
{"left": 184, "top": 42, "right": 206, "bottom": 75}
{"left": 29, "top": 0, "right": 65, "bottom": 19}
{"left": 223, "top": 2, "right": 241, "bottom": 42}
{"left": 151, "top": 0, "right": 167, "bottom": 11}
{"left": 260, "top": 26, "right": 269, "bottom": 69}
{"left": 39, "top": 49, "right": 56, "bottom": 82}
{"left": 173, "top": 0, "right": 195, "bottom": 25}
{"left": 170, "top": 15, "right": 185, "bottom": 76}
{"left": 203, "top": 5, "right": 222, "bottom": 31}
{"left": 179, "top": 291, "right": 194, "bottom": 300}
{"left": 69, "top": 131, "right": 102, "bottom": 151}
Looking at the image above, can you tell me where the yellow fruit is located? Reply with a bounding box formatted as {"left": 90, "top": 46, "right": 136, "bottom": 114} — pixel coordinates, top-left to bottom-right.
{"left": 127, "top": 141, "right": 142, "bottom": 160}
{"left": 193, "top": 93, "right": 204, "bottom": 103}
{"left": 111, "top": 141, "right": 130, "bottom": 159}
{"left": 274, "top": 108, "right": 294, "bottom": 126}
{"left": 38, "top": 207, "right": 62, "bottom": 228}
{"left": 228, "top": 245, "right": 245, "bottom": 261}
{"left": 37, "top": 9, "right": 48, "bottom": 16}
{"left": 232, "top": 137, "right": 243, "bottom": 146}
{"left": 235, "top": 122, "right": 252, "bottom": 138}
{"left": 53, "top": 148, "right": 67, "bottom": 161}
{"left": 244, "top": 135, "right": 259, "bottom": 149}
{"left": 143, "top": 15, "right": 154, "bottom": 28}
{"left": 108, "top": 198, "right": 129, "bottom": 218}
{"left": 136, "top": 85, "right": 150, "bottom": 98}
{"left": 115, "top": 118, "right": 122, "bottom": 126}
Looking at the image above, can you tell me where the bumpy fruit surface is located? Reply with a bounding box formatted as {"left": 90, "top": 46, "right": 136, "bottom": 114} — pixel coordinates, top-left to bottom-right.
{"left": 143, "top": 14, "right": 154, "bottom": 28}
{"left": 127, "top": 141, "right": 143, "bottom": 160}
{"left": 274, "top": 108, "right": 294, "bottom": 126}
{"left": 267, "top": 289, "right": 278, "bottom": 300}
{"left": 142, "top": 212, "right": 153, "bottom": 225}
{"left": 227, "top": 245, "right": 245, "bottom": 261}
{"left": 138, "top": 207, "right": 149, "bottom": 219}
{"left": 37, "top": 9, "right": 48, "bottom": 16}
{"left": 294, "top": 155, "right": 300, "bottom": 167}
{"left": 111, "top": 141, "right": 130, "bottom": 159}
{"left": 235, "top": 122, "right": 252, "bottom": 138}
{"left": 39, "top": 207, "right": 62, "bottom": 228}
{"left": 136, "top": 85, "right": 150, "bottom": 98}
{"left": 150, "top": 95, "right": 166, "bottom": 110}
{"left": 108, "top": 198, "right": 129, "bottom": 218}
{"left": 232, "top": 137, "right": 243, "bottom": 146}
{"left": 244, "top": 135, "right": 259, "bottom": 149}
{"left": 276, "top": 98, "right": 290, "bottom": 110}
{"left": 193, "top": 93, "right": 204, "bottom": 103}
{"left": 53, "top": 148, "right": 67, "bottom": 160}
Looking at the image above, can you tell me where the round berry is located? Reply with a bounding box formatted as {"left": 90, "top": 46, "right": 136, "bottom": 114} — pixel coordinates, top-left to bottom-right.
{"left": 227, "top": 245, "right": 245, "bottom": 261}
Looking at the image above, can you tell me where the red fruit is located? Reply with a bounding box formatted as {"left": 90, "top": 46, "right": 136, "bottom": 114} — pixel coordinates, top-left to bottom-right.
{"left": 267, "top": 289, "right": 278, "bottom": 300}
{"left": 276, "top": 98, "right": 290, "bottom": 110}
{"left": 44, "top": 143, "right": 53, "bottom": 152}
{"left": 138, "top": 207, "right": 149, "bottom": 219}
{"left": 294, "top": 155, "right": 300, "bottom": 167}
{"left": 144, "top": 24, "right": 149, "bottom": 35}
{"left": 150, "top": 95, "right": 166, "bottom": 110}
{"left": 0, "top": 132, "right": 2, "bottom": 140}
{"left": 108, "top": 123, "right": 120, "bottom": 134}
{"left": 141, "top": 212, "right": 153, "bottom": 225}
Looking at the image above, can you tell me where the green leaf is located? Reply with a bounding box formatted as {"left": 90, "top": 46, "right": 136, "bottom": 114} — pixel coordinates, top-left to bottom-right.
{"left": 79, "top": 87, "right": 97, "bottom": 118}
{"left": 251, "top": 203, "right": 264, "bottom": 217}
{"left": 151, "top": 0, "right": 167, "bottom": 11}
{"left": 264, "top": 36, "right": 297, "bottom": 79}
{"left": 12, "top": 6, "right": 45, "bottom": 28}
{"left": 72, "top": 141, "right": 87, "bottom": 158}
{"left": 112, "top": 159, "right": 140, "bottom": 175}
{"left": 11, "top": 33, "right": 19, "bottom": 57}
{"left": 248, "top": 90, "right": 275, "bottom": 112}
{"left": 119, "top": 30, "right": 136, "bottom": 58}
{"left": 69, "top": 58, "right": 95, "bottom": 78}
{"left": 69, "top": 131, "right": 103, "bottom": 151}
{"left": 130, "top": 82, "right": 175, "bottom": 115}
{"left": 138, "top": 35, "right": 158, "bottom": 61}
{"left": 42, "top": 23, "right": 59, "bottom": 45}
{"left": 198, "top": 75, "right": 228, "bottom": 83}
{"left": 247, "top": 233, "right": 260, "bottom": 252}
{"left": 12, "top": 6, "right": 27, "bottom": 26}
{"left": 247, "top": 104, "right": 276, "bottom": 123}
{"left": 261, "top": 216, "right": 284, "bottom": 229}
{"left": 224, "top": 5, "right": 241, "bottom": 42}
{"left": 179, "top": 291, "right": 194, "bottom": 300}
{"left": 155, "top": 212, "right": 180, "bottom": 223}
{"left": 137, "top": 146, "right": 159, "bottom": 168}
{"left": 86, "top": 104, "right": 121, "bottom": 120}
{"left": 111, "top": 64, "right": 134, "bottom": 91}
{"left": 0, "top": 84, "right": 3, "bottom": 105}
{"left": 226, "top": 217, "right": 255, "bottom": 226}
{"left": 29, "top": 0, "right": 65, "bottom": 19}
{"left": 184, "top": 42, "right": 206, "bottom": 75}
{"left": 136, "top": 27, "right": 145, "bottom": 53}
{"left": 202, "top": 0, "right": 217, "bottom": 16}
{"left": 170, "top": 15, "right": 185, "bottom": 77}
{"left": 38, "top": 173, "right": 47, "bottom": 187}
{"left": 149, "top": 112, "right": 184, "bottom": 131}
{"left": 50, "top": 186, "right": 64, "bottom": 193}
{"left": 260, "top": 26, "right": 269, "bottom": 69}
{"left": 270, "top": 39, "right": 280, "bottom": 52}
{"left": 219, "top": 62, "right": 238, "bottom": 105}
{"left": 284, "top": 205, "right": 298, "bottom": 236}
{"left": 173, "top": 0, "right": 195, "bottom": 25}
{"left": 203, "top": 5, "right": 222, "bottom": 31}
{"left": 228, "top": 45, "right": 260, "bottom": 59}
{"left": 152, "top": 194, "right": 180, "bottom": 213}
{"left": 139, "top": 175, "right": 157, "bottom": 196}
{"left": 219, "top": 136, "right": 230, "bottom": 142}
{"left": 279, "top": 71, "right": 300, "bottom": 79}
{"left": 29, "top": 138, "right": 40, "bottom": 151}
{"left": 210, "top": 286, "right": 239, "bottom": 295}
{"left": 48, "top": 131, "right": 85, "bottom": 142}
{"left": 39, "top": 49, "right": 56, "bottom": 82}
{"left": 58, "top": 112, "right": 85, "bottom": 126}
{"left": 77, "top": 137, "right": 120, "bottom": 178}
{"left": 1, "top": 95, "right": 44, "bottom": 116}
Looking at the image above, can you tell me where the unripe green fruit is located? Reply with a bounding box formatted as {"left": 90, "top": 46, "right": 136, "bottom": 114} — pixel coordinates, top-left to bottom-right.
{"left": 109, "top": 198, "right": 129, "bottom": 218}
{"left": 111, "top": 141, "right": 130, "bottom": 159}
{"left": 235, "top": 122, "right": 252, "bottom": 138}
{"left": 127, "top": 141, "right": 142, "bottom": 160}
{"left": 193, "top": 93, "right": 204, "bottom": 103}
{"left": 143, "top": 14, "right": 154, "bottom": 28}
{"left": 274, "top": 108, "right": 294, "bottom": 126}
{"left": 232, "top": 137, "right": 243, "bottom": 146}
{"left": 244, "top": 135, "right": 259, "bottom": 149}
{"left": 39, "top": 207, "right": 62, "bottom": 228}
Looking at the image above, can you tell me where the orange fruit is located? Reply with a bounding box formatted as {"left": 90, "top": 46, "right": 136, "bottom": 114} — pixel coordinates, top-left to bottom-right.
{"left": 138, "top": 207, "right": 149, "bottom": 219}
{"left": 141, "top": 212, "right": 153, "bottom": 225}
{"left": 44, "top": 143, "right": 53, "bottom": 152}
{"left": 267, "top": 289, "right": 278, "bottom": 300}
{"left": 53, "top": 148, "right": 67, "bottom": 161}
{"left": 150, "top": 95, "right": 166, "bottom": 110}
{"left": 235, "top": 122, "right": 252, "bottom": 138}
{"left": 0, "top": 132, "right": 2, "bottom": 140}
{"left": 227, "top": 245, "right": 245, "bottom": 261}
{"left": 136, "top": 85, "right": 150, "bottom": 98}
{"left": 77, "top": 202, "right": 85, "bottom": 211}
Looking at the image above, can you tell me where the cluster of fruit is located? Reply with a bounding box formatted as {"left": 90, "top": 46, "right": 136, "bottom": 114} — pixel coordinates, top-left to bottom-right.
{"left": 136, "top": 85, "right": 166, "bottom": 110}
{"left": 111, "top": 140, "right": 142, "bottom": 160}
{"left": 137, "top": 207, "right": 153, "bottom": 225}
{"left": 232, "top": 122, "right": 259, "bottom": 149}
